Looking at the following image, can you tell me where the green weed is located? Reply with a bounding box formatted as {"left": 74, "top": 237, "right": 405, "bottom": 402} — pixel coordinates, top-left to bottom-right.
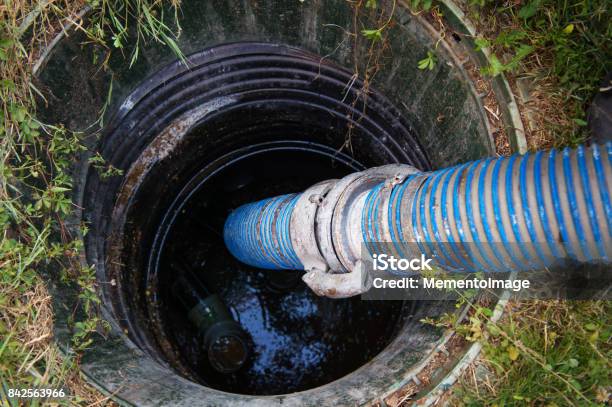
{"left": 418, "top": 50, "right": 437, "bottom": 70}
{"left": 85, "top": 0, "right": 185, "bottom": 68}
{"left": 0, "top": 0, "right": 184, "bottom": 402}
{"left": 471, "top": 0, "right": 611, "bottom": 146}
{"left": 446, "top": 300, "right": 612, "bottom": 406}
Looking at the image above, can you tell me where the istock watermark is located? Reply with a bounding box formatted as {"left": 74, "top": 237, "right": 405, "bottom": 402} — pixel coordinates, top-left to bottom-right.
{"left": 360, "top": 242, "right": 612, "bottom": 301}
{"left": 372, "top": 253, "right": 432, "bottom": 271}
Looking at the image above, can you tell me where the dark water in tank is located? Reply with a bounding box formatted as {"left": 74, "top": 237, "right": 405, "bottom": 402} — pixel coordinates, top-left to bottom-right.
{"left": 155, "top": 148, "right": 405, "bottom": 395}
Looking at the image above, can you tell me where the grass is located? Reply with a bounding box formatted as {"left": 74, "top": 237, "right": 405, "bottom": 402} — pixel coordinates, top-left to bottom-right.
{"left": 466, "top": 0, "right": 611, "bottom": 148}
{"left": 436, "top": 300, "right": 612, "bottom": 406}
{"left": 1, "top": 1, "right": 93, "bottom": 403}
{"left": 0, "top": 0, "right": 182, "bottom": 404}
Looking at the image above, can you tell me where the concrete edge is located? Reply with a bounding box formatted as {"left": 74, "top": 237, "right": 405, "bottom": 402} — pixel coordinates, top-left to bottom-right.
{"left": 437, "top": 0, "right": 528, "bottom": 154}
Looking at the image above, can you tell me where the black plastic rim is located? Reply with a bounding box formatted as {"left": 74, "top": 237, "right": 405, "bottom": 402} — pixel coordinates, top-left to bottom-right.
{"left": 84, "top": 43, "right": 432, "bottom": 382}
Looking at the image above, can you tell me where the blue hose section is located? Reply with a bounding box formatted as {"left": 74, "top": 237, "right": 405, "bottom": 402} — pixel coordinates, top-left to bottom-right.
{"left": 388, "top": 177, "right": 408, "bottom": 259}
{"left": 386, "top": 144, "right": 610, "bottom": 272}
{"left": 223, "top": 193, "right": 303, "bottom": 270}
{"left": 362, "top": 182, "right": 386, "bottom": 256}
{"left": 224, "top": 144, "right": 610, "bottom": 273}
{"left": 416, "top": 175, "right": 435, "bottom": 262}
{"left": 548, "top": 148, "right": 573, "bottom": 259}
{"left": 411, "top": 177, "right": 429, "bottom": 261}
{"left": 534, "top": 150, "right": 562, "bottom": 259}
{"left": 592, "top": 143, "right": 612, "bottom": 236}
{"left": 492, "top": 158, "right": 523, "bottom": 269}
{"left": 507, "top": 155, "right": 538, "bottom": 269}
{"left": 428, "top": 167, "right": 463, "bottom": 270}
{"left": 451, "top": 163, "right": 483, "bottom": 270}
{"left": 479, "top": 158, "right": 508, "bottom": 270}
{"left": 577, "top": 145, "right": 606, "bottom": 259}
{"left": 563, "top": 147, "right": 591, "bottom": 260}
{"left": 519, "top": 154, "right": 547, "bottom": 267}
{"left": 466, "top": 160, "right": 502, "bottom": 271}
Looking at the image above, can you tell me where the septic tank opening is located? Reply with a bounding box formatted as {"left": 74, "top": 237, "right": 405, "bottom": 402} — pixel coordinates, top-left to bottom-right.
{"left": 152, "top": 145, "right": 409, "bottom": 394}
{"left": 84, "top": 42, "right": 442, "bottom": 396}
